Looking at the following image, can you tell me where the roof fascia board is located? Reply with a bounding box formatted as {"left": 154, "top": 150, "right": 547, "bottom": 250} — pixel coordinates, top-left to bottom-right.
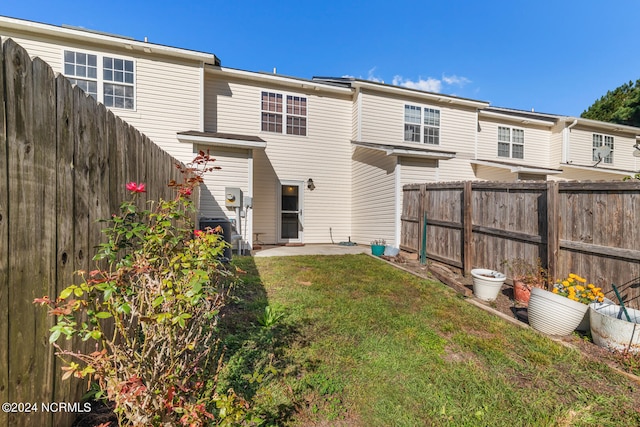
{"left": 562, "top": 116, "right": 640, "bottom": 135}
{"left": 479, "top": 109, "right": 556, "bottom": 127}
{"left": 0, "top": 16, "right": 219, "bottom": 63}
{"left": 206, "top": 66, "right": 353, "bottom": 95}
{"left": 177, "top": 134, "right": 267, "bottom": 149}
{"left": 350, "top": 80, "right": 488, "bottom": 109}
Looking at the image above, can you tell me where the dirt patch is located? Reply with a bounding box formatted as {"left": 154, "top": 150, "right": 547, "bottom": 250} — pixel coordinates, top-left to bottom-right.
{"left": 381, "top": 253, "right": 640, "bottom": 382}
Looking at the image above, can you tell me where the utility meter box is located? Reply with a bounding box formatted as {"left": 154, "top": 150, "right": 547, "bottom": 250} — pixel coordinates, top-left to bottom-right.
{"left": 225, "top": 187, "right": 242, "bottom": 208}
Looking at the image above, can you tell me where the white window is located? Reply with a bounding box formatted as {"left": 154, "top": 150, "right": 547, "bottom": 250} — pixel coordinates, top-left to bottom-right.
{"left": 498, "top": 126, "right": 524, "bottom": 159}
{"left": 404, "top": 105, "right": 440, "bottom": 144}
{"left": 64, "top": 51, "right": 98, "bottom": 99}
{"left": 261, "top": 91, "right": 307, "bottom": 135}
{"left": 592, "top": 134, "right": 614, "bottom": 164}
{"left": 63, "top": 50, "right": 135, "bottom": 110}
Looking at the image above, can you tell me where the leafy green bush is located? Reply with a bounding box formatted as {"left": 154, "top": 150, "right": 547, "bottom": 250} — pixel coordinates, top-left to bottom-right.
{"left": 35, "top": 152, "right": 249, "bottom": 426}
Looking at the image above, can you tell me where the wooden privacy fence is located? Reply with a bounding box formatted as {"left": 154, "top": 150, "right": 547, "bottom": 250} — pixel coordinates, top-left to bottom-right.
{"left": 0, "top": 38, "right": 191, "bottom": 426}
{"left": 401, "top": 180, "right": 640, "bottom": 308}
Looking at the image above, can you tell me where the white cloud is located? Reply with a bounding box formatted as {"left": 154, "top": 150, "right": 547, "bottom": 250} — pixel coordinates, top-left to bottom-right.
{"left": 352, "top": 68, "right": 472, "bottom": 93}
{"left": 393, "top": 75, "right": 442, "bottom": 92}
{"left": 442, "top": 74, "right": 471, "bottom": 87}
{"left": 367, "top": 67, "right": 384, "bottom": 83}
{"left": 391, "top": 73, "right": 472, "bottom": 93}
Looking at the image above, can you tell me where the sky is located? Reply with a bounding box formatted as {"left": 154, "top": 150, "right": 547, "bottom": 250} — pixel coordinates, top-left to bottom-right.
{"left": 2, "top": 0, "right": 640, "bottom": 117}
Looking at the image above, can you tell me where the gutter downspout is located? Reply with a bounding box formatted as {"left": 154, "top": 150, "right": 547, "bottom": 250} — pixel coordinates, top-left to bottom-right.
{"left": 474, "top": 108, "right": 479, "bottom": 160}
{"left": 355, "top": 86, "right": 362, "bottom": 141}
{"left": 563, "top": 119, "right": 578, "bottom": 163}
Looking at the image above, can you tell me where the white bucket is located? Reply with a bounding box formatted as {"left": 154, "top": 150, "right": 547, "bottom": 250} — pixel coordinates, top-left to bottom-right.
{"left": 589, "top": 304, "right": 640, "bottom": 354}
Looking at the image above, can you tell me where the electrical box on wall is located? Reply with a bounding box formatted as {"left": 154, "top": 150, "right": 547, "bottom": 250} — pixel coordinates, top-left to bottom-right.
{"left": 225, "top": 187, "right": 242, "bottom": 208}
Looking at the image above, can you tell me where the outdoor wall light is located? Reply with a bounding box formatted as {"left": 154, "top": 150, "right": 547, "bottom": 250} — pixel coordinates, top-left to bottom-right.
{"left": 307, "top": 178, "right": 315, "bottom": 190}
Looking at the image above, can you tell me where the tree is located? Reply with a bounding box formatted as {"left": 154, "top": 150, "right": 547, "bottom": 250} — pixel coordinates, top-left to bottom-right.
{"left": 581, "top": 79, "right": 640, "bottom": 127}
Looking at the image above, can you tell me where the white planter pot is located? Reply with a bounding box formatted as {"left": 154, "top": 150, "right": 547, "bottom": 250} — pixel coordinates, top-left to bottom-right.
{"left": 589, "top": 303, "right": 640, "bottom": 354}
{"left": 575, "top": 299, "right": 614, "bottom": 332}
{"left": 471, "top": 269, "right": 506, "bottom": 302}
{"left": 528, "top": 287, "right": 589, "bottom": 336}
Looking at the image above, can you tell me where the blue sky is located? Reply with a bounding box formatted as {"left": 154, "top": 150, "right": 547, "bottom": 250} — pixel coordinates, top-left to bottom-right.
{"left": 2, "top": 1, "right": 639, "bottom": 116}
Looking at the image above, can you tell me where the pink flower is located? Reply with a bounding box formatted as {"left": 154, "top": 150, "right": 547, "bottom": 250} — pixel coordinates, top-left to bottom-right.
{"left": 126, "top": 182, "right": 146, "bottom": 193}
{"left": 180, "top": 188, "right": 192, "bottom": 196}
{"left": 194, "top": 230, "right": 204, "bottom": 237}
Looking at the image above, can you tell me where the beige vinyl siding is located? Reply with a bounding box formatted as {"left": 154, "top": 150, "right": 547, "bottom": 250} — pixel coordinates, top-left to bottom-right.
{"left": 205, "top": 74, "right": 353, "bottom": 244}
{"left": 566, "top": 126, "right": 638, "bottom": 171}
{"left": 438, "top": 157, "right": 478, "bottom": 182}
{"left": 550, "top": 167, "right": 631, "bottom": 181}
{"left": 197, "top": 146, "right": 250, "bottom": 220}
{"left": 353, "top": 90, "right": 361, "bottom": 140}
{"left": 400, "top": 158, "right": 438, "bottom": 186}
{"left": 358, "top": 90, "right": 477, "bottom": 152}
{"left": 473, "top": 165, "right": 518, "bottom": 181}
{"left": 550, "top": 122, "right": 565, "bottom": 167}
{"left": 351, "top": 147, "right": 397, "bottom": 245}
{"left": 359, "top": 90, "right": 400, "bottom": 143}
{"left": 252, "top": 149, "right": 279, "bottom": 244}
{"left": 0, "top": 31, "right": 203, "bottom": 165}
{"left": 477, "top": 117, "right": 552, "bottom": 167}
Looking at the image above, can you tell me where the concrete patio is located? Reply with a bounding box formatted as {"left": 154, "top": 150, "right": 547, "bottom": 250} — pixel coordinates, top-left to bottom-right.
{"left": 253, "top": 244, "right": 369, "bottom": 257}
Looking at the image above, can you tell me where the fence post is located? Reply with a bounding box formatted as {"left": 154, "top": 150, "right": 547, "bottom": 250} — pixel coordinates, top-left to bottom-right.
{"left": 463, "top": 181, "right": 473, "bottom": 275}
{"left": 419, "top": 184, "right": 426, "bottom": 259}
{"left": 546, "top": 181, "right": 559, "bottom": 287}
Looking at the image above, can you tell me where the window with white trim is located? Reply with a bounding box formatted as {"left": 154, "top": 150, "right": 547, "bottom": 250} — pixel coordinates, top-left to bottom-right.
{"left": 403, "top": 104, "right": 440, "bottom": 144}
{"left": 64, "top": 51, "right": 98, "bottom": 99}
{"left": 261, "top": 91, "right": 307, "bottom": 135}
{"left": 63, "top": 50, "right": 135, "bottom": 110}
{"left": 497, "top": 126, "right": 524, "bottom": 159}
{"left": 592, "top": 134, "right": 614, "bottom": 164}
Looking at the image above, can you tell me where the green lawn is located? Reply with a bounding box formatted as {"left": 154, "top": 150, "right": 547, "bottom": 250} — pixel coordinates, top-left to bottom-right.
{"left": 219, "top": 254, "right": 640, "bottom": 426}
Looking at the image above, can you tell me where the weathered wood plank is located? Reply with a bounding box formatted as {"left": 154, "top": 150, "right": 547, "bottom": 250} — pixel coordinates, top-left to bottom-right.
{"left": 546, "top": 181, "right": 559, "bottom": 288}
{"left": 52, "top": 74, "right": 82, "bottom": 427}
{"left": 31, "top": 56, "right": 58, "bottom": 427}
{"left": 463, "top": 181, "right": 473, "bottom": 274}
{"left": 0, "top": 37, "right": 9, "bottom": 427}
{"left": 5, "top": 39, "right": 52, "bottom": 427}
{"left": 559, "top": 240, "right": 640, "bottom": 263}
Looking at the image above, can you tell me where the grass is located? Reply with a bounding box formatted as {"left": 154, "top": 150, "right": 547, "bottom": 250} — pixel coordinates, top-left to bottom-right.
{"left": 218, "top": 254, "right": 640, "bottom": 426}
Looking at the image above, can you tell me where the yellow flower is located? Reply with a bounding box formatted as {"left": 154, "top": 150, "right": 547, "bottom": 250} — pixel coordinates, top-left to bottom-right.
{"left": 576, "top": 285, "right": 585, "bottom": 292}
{"left": 552, "top": 288, "right": 559, "bottom": 294}
{"left": 587, "top": 284, "right": 595, "bottom": 289}
{"left": 562, "top": 280, "right": 570, "bottom": 287}
{"left": 569, "top": 273, "right": 577, "bottom": 279}
{"left": 576, "top": 276, "right": 587, "bottom": 283}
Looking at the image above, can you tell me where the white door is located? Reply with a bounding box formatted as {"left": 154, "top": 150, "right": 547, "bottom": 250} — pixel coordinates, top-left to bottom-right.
{"left": 278, "top": 181, "right": 304, "bottom": 243}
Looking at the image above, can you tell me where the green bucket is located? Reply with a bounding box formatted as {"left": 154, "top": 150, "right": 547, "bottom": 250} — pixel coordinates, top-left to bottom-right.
{"left": 371, "top": 245, "right": 385, "bottom": 256}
